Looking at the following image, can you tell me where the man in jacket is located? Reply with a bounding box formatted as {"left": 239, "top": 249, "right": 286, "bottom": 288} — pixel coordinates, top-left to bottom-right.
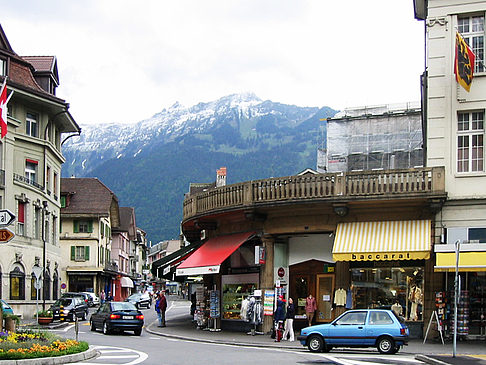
{"left": 158, "top": 291, "right": 168, "bottom": 327}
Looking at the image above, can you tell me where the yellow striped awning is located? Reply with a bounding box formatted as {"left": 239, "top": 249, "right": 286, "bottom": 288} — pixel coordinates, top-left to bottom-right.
{"left": 333, "top": 220, "right": 431, "bottom": 261}
{"left": 435, "top": 252, "right": 486, "bottom": 272}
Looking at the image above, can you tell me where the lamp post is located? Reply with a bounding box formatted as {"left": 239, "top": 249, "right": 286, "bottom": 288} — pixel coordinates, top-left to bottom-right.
{"left": 42, "top": 200, "right": 48, "bottom": 311}
{"left": 453, "top": 239, "right": 461, "bottom": 358}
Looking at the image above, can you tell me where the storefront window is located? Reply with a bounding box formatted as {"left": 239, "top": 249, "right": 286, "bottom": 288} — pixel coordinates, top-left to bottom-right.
{"left": 293, "top": 275, "right": 309, "bottom": 318}
{"left": 351, "top": 267, "right": 424, "bottom": 321}
{"left": 222, "top": 273, "right": 258, "bottom": 320}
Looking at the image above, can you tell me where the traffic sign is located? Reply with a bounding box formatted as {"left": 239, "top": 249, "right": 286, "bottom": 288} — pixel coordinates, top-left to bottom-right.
{"left": 0, "top": 209, "right": 15, "bottom": 226}
{"left": 0, "top": 228, "right": 14, "bottom": 243}
{"left": 34, "top": 279, "right": 43, "bottom": 290}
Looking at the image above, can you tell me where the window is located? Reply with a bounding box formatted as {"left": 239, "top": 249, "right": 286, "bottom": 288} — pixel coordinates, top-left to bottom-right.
{"left": 71, "top": 246, "right": 90, "bottom": 262}
{"left": 458, "top": 15, "right": 485, "bottom": 73}
{"left": 369, "top": 311, "right": 394, "bottom": 325}
{"left": 26, "top": 113, "right": 38, "bottom": 137}
{"left": 74, "top": 220, "right": 93, "bottom": 233}
{"left": 44, "top": 216, "right": 50, "bottom": 244}
{"left": 336, "top": 311, "right": 367, "bottom": 325}
{"left": 43, "top": 270, "right": 50, "bottom": 300}
{"left": 60, "top": 195, "right": 66, "bottom": 208}
{"left": 46, "top": 166, "right": 51, "bottom": 194}
{"left": 34, "top": 207, "right": 40, "bottom": 239}
{"left": 457, "top": 111, "right": 484, "bottom": 172}
{"left": 52, "top": 271, "right": 59, "bottom": 300}
{"left": 0, "top": 59, "right": 5, "bottom": 76}
{"left": 52, "top": 216, "right": 57, "bottom": 245}
{"left": 10, "top": 266, "right": 25, "bottom": 300}
{"left": 17, "top": 202, "right": 25, "bottom": 236}
{"left": 447, "top": 227, "right": 486, "bottom": 243}
{"left": 31, "top": 276, "right": 37, "bottom": 300}
{"left": 25, "top": 160, "right": 37, "bottom": 183}
{"left": 53, "top": 172, "right": 58, "bottom": 198}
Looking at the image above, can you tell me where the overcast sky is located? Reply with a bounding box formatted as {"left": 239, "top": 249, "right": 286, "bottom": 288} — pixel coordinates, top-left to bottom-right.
{"left": 1, "top": 1, "right": 424, "bottom": 125}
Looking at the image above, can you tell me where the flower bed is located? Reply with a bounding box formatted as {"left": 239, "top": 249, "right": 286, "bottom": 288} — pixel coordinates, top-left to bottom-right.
{"left": 0, "top": 330, "right": 88, "bottom": 360}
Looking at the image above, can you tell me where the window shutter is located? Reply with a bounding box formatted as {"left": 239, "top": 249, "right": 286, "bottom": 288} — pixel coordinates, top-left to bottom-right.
{"left": 88, "top": 220, "right": 93, "bottom": 233}
{"left": 85, "top": 246, "right": 90, "bottom": 260}
{"left": 71, "top": 246, "right": 75, "bottom": 260}
{"left": 18, "top": 202, "right": 25, "bottom": 223}
{"left": 73, "top": 221, "right": 79, "bottom": 233}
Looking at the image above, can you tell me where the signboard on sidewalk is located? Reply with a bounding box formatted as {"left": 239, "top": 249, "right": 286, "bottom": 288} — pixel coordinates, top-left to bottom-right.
{"left": 264, "top": 289, "right": 275, "bottom": 316}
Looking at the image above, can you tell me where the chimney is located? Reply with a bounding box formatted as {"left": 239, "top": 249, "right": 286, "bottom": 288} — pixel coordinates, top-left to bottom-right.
{"left": 216, "top": 167, "right": 227, "bottom": 187}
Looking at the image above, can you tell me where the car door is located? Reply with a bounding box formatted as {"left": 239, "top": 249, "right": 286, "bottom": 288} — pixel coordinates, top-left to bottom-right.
{"left": 365, "top": 311, "right": 396, "bottom": 345}
{"left": 327, "top": 311, "right": 368, "bottom": 346}
{"left": 94, "top": 303, "right": 109, "bottom": 326}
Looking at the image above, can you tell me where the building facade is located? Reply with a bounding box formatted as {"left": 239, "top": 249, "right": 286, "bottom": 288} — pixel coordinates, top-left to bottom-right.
{"left": 0, "top": 25, "right": 80, "bottom": 317}
{"left": 416, "top": 0, "right": 486, "bottom": 339}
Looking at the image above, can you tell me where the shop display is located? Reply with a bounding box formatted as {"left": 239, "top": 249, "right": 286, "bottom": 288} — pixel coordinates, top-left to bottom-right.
{"left": 222, "top": 282, "right": 257, "bottom": 320}
{"left": 450, "top": 290, "right": 469, "bottom": 337}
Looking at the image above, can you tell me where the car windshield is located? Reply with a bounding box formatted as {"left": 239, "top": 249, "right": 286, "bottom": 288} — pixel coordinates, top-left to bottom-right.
{"left": 54, "top": 298, "right": 72, "bottom": 307}
{"left": 128, "top": 294, "right": 141, "bottom": 299}
{"left": 112, "top": 302, "right": 137, "bottom": 311}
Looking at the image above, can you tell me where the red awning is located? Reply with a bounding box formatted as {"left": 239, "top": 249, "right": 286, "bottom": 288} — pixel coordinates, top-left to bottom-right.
{"left": 176, "top": 231, "right": 256, "bottom": 276}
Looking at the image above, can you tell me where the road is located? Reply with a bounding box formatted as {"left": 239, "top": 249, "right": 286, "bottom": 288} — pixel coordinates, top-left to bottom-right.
{"left": 47, "top": 300, "right": 422, "bottom": 365}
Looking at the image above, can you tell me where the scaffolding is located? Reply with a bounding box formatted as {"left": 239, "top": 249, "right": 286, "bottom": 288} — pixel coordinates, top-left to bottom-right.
{"left": 324, "top": 103, "right": 423, "bottom": 173}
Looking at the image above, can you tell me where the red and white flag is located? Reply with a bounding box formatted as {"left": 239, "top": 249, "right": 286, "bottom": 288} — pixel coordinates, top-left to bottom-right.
{"left": 0, "top": 78, "right": 9, "bottom": 138}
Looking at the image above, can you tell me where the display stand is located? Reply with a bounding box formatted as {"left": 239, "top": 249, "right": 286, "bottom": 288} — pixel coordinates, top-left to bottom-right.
{"left": 209, "top": 289, "right": 221, "bottom": 332}
{"left": 423, "top": 310, "right": 444, "bottom": 345}
{"left": 246, "top": 290, "right": 264, "bottom": 336}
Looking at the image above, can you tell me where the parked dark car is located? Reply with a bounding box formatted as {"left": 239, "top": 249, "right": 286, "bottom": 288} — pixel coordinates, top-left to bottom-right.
{"left": 125, "top": 292, "right": 151, "bottom": 309}
{"left": 90, "top": 301, "right": 144, "bottom": 336}
{"left": 49, "top": 297, "right": 89, "bottom": 321}
{"left": 298, "top": 309, "right": 409, "bottom": 354}
{"left": 61, "top": 292, "right": 92, "bottom": 306}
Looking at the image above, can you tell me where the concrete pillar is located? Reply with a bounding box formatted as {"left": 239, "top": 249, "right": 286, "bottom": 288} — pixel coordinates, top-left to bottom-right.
{"left": 260, "top": 236, "right": 274, "bottom": 333}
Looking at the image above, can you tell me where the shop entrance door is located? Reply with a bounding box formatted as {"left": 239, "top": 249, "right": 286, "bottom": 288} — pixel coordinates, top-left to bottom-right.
{"left": 316, "top": 274, "right": 335, "bottom": 322}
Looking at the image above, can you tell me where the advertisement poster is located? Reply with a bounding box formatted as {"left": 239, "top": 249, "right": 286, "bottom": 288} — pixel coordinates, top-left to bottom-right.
{"left": 264, "top": 289, "right": 275, "bottom": 316}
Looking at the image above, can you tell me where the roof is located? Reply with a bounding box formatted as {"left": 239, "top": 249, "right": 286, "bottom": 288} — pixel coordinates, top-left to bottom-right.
{"left": 22, "top": 56, "right": 56, "bottom": 72}
{"left": 61, "top": 178, "right": 119, "bottom": 216}
{"left": 114, "top": 207, "right": 137, "bottom": 239}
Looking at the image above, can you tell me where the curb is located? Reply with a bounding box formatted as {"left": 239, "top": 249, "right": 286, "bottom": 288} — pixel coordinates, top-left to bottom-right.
{"left": 416, "top": 355, "right": 451, "bottom": 365}
{"left": 144, "top": 323, "right": 302, "bottom": 350}
{"left": 1, "top": 346, "right": 98, "bottom": 365}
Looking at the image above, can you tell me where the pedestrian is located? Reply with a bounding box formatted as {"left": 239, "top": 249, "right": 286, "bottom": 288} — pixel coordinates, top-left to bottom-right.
{"left": 155, "top": 293, "right": 162, "bottom": 326}
{"left": 106, "top": 291, "right": 114, "bottom": 302}
{"left": 274, "top": 296, "right": 286, "bottom": 342}
{"left": 158, "top": 290, "right": 168, "bottom": 327}
{"left": 282, "top": 297, "right": 295, "bottom": 341}
{"left": 100, "top": 290, "right": 106, "bottom": 304}
{"left": 305, "top": 293, "right": 317, "bottom": 327}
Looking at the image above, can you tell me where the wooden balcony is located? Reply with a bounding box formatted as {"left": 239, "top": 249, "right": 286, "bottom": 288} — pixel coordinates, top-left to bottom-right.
{"left": 183, "top": 167, "right": 446, "bottom": 221}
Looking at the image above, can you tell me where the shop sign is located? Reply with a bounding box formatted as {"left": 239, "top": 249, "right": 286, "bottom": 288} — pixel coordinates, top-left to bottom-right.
{"left": 323, "top": 264, "right": 335, "bottom": 273}
{"left": 254, "top": 246, "right": 266, "bottom": 264}
{"left": 351, "top": 252, "right": 413, "bottom": 261}
{"left": 163, "top": 266, "right": 171, "bottom": 275}
{"left": 277, "top": 267, "right": 285, "bottom": 277}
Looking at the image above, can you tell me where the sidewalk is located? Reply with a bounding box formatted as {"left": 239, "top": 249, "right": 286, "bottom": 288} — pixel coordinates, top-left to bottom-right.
{"left": 146, "top": 296, "right": 486, "bottom": 365}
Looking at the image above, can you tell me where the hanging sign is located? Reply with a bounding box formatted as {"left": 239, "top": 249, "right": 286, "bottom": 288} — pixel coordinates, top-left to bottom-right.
{"left": 0, "top": 209, "right": 15, "bottom": 226}
{"left": 264, "top": 290, "right": 275, "bottom": 316}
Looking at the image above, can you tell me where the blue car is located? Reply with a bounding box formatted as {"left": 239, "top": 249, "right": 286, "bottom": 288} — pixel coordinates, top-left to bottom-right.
{"left": 298, "top": 309, "right": 409, "bottom": 354}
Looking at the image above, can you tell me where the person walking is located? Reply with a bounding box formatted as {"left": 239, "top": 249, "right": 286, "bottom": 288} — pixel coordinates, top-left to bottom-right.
{"left": 274, "top": 296, "right": 286, "bottom": 342}
{"left": 305, "top": 293, "right": 317, "bottom": 327}
{"left": 155, "top": 294, "right": 162, "bottom": 327}
{"left": 282, "top": 297, "right": 295, "bottom": 341}
{"left": 100, "top": 290, "right": 106, "bottom": 304}
{"left": 106, "top": 291, "right": 114, "bottom": 302}
{"left": 158, "top": 290, "right": 168, "bottom": 327}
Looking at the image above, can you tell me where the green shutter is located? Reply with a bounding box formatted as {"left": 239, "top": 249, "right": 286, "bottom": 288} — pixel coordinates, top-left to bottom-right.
{"left": 60, "top": 196, "right": 66, "bottom": 208}
{"left": 71, "top": 246, "right": 75, "bottom": 260}
{"left": 88, "top": 220, "right": 93, "bottom": 233}
{"left": 73, "top": 221, "right": 79, "bottom": 233}
{"left": 85, "top": 246, "right": 90, "bottom": 260}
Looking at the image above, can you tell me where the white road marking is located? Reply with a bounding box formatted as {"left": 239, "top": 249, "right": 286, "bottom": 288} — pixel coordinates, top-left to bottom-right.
{"left": 82, "top": 345, "right": 148, "bottom": 365}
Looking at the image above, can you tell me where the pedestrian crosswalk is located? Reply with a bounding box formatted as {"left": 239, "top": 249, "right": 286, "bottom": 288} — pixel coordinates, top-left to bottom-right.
{"left": 76, "top": 345, "right": 148, "bottom": 365}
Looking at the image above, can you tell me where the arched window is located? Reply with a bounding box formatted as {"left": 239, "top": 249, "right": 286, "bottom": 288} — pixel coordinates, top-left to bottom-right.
{"left": 52, "top": 271, "right": 59, "bottom": 300}
{"left": 43, "top": 270, "right": 51, "bottom": 300}
{"left": 31, "top": 275, "right": 37, "bottom": 300}
{"left": 10, "top": 265, "right": 25, "bottom": 300}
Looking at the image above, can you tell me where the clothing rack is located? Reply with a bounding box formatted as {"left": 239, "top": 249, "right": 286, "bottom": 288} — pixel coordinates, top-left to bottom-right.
{"left": 246, "top": 292, "right": 264, "bottom": 336}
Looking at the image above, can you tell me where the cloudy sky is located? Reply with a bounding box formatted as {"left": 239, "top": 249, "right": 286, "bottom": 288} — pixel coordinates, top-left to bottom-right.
{"left": 1, "top": 1, "right": 424, "bottom": 125}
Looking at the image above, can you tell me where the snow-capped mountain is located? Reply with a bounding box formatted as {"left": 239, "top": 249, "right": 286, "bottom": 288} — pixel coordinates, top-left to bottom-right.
{"left": 62, "top": 93, "right": 337, "bottom": 241}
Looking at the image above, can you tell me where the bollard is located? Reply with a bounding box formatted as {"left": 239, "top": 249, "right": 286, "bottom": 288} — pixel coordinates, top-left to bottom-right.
{"left": 60, "top": 305, "right": 65, "bottom": 322}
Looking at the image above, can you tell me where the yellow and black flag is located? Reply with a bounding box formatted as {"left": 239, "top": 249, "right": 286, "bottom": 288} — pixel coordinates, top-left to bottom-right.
{"left": 455, "top": 32, "right": 476, "bottom": 92}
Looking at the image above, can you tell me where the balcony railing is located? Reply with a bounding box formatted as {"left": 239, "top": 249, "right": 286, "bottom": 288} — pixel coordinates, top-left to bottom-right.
{"left": 13, "top": 173, "right": 44, "bottom": 191}
{"left": 183, "top": 167, "right": 445, "bottom": 220}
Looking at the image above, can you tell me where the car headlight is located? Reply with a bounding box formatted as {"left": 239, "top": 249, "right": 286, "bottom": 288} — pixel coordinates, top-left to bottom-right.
{"left": 63, "top": 309, "right": 70, "bottom": 314}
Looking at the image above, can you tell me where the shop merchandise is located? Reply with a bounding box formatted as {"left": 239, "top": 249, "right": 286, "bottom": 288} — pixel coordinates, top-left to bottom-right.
{"left": 240, "top": 297, "right": 250, "bottom": 321}
{"left": 334, "top": 288, "right": 346, "bottom": 306}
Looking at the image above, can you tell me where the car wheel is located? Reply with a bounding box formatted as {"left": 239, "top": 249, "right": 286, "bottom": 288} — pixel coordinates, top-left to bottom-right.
{"left": 90, "top": 320, "right": 96, "bottom": 331}
{"left": 308, "top": 335, "right": 324, "bottom": 353}
{"left": 377, "top": 336, "right": 395, "bottom": 354}
{"left": 134, "top": 328, "right": 142, "bottom": 336}
{"left": 102, "top": 321, "right": 110, "bottom": 335}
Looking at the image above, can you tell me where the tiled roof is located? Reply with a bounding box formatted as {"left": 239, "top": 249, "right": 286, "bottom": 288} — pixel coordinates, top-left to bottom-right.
{"left": 61, "top": 178, "right": 118, "bottom": 216}
{"left": 22, "top": 56, "right": 55, "bottom": 72}
{"left": 116, "top": 207, "right": 137, "bottom": 239}
{"left": 8, "top": 60, "right": 47, "bottom": 94}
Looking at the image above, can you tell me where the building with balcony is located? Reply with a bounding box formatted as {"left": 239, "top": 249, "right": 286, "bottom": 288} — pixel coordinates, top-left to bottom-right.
{"left": 0, "top": 24, "right": 80, "bottom": 316}
{"left": 169, "top": 167, "right": 446, "bottom": 335}
{"left": 415, "top": 0, "right": 486, "bottom": 339}
{"left": 60, "top": 178, "right": 119, "bottom": 299}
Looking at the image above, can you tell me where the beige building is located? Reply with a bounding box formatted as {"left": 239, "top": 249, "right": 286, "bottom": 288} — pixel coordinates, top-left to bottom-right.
{"left": 416, "top": 0, "right": 486, "bottom": 338}
{"left": 0, "top": 25, "right": 80, "bottom": 317}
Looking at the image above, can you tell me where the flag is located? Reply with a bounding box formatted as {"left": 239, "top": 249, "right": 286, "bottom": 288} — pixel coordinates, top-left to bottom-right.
{"left": 0, "top": 78, "right": 8, "bottom": 138}
{"left": 455, "top": 32, "right": 476, "bottom": 92}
